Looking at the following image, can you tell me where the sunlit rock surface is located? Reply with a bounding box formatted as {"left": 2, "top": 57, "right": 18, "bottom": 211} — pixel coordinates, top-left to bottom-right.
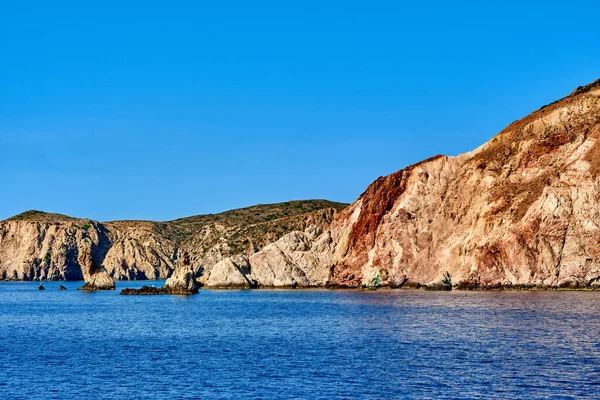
{"left": 252, "top": 79, "right": 600, "bottom": 289}
{"left": 0, "top": 201, "right": 345, "bottom": 287}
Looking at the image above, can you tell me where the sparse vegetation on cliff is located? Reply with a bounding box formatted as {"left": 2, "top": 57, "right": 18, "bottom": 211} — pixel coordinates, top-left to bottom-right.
{"left": 0, "top": 200, "right": 348, "bottom": 283}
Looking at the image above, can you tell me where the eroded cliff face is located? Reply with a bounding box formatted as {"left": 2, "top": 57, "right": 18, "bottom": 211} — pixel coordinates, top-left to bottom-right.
{"left": 0, "top": 202, "right": 344, "bottom": 286}
{"left": 250, "top": 79, "right": 600, "bottom": 289}
{"left": 5, "top": 81, "right": 600, "bottom": 290}
{"left": 0, "top": 217, "right": 176, "bottom": 282}
{"left": 200, "top": 208, "right": 338, "bottom": 288}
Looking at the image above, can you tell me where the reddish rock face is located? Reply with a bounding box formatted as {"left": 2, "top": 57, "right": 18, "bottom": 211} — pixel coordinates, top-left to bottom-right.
{"left": 327, "top": 79, "right": 600, "bottom": 288}
{"left": 4, "top": 80, "right": 600, "bottom": 290}
{"left": 348, "top": 155, "right": 445, "bottom": 258}
{"left": 251, "top": 78, "right": 600, "bottom": 289}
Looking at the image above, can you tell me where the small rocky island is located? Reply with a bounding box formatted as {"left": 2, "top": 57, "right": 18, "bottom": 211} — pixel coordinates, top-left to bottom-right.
{"left": 76, "top": 249, "right": 115, "bottom": 291}
{"left": 121, "top": 252, "right": 198, "bottom": 295}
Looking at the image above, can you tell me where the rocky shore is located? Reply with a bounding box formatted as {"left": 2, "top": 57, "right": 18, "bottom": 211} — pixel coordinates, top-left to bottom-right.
{"left": 0, "top": 201, "right": 344, "bottom": 291}
{"left": 3, "top": 79, "right": 600, "bottom": 292}
{"left": 121, "top": 252, "right": 199, "bottom": 295}
{"left": 243, "top": 78, "right": 600, "bottom": 290}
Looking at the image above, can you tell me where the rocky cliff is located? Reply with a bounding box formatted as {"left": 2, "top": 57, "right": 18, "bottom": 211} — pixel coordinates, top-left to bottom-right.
{"left": 0, "top": 201, "right": 347, "bottom": 286}
{"left": 5, "top": 79, "right": 600, "bottom": 290}
{"left": 249, "top": 78, "right": 600, "bottom": 289}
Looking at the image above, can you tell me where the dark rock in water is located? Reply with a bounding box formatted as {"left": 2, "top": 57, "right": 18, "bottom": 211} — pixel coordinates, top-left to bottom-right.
{"left": 121, "top": 252, "right": 200, "bottom": 295}
{"left": 58, "top": 285, "right": 67, "bottom": 290}
{"left": 120, "top": 286, "right": 164, "bottom": 295}
{"left": 482, "top": 283, "right": 504, "bottom": 290}
{"left": 77, "top": 282, "right": 115, "bottom": 291}
{"left": 558, "top": 279, "right": 580, "bottom": 289}
{"left": 442, "top": 271, "right": 452, "bottom": 288}
{"left": 38, "top": 282, "right": 45, "bottom": 290}
{"left": 423, "top": 283, "right": 451, "bottom": 291}
{"left": 455, "top": 280, "right": 480, "bottom": 290}
{"left": 121, "top": 253, "right": 200, "bottom": 296}
{"left": 423, "top": 271, "right": 452, "bottom": 291}
{"left": 360, "top": 284, "right": 378, "bottom": 291}
{"left": 403, "top": 280, "right": 420, "bottom": 289}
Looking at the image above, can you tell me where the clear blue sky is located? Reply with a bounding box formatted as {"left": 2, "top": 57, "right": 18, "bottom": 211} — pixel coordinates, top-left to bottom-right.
{"left": 1, "top": 1, "right": 598, "bottom": 221}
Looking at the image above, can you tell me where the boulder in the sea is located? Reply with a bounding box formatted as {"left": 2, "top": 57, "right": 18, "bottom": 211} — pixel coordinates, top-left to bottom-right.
{"left": 38, "top": 282, "right": 45, "bottom": 290}
{"left": 58, "top": 285, "right": 67, "bottom": 290}
{"left": 77, "top": 273, "right": 115, "bottom": 291}
{"left": 389, "top": 274, "right": 408, "bottom": 289}
{"left": 121, "top": 251, "right": 199, "bottom": 295}
{"left": 204, "top": 257, "right": 256, "bottom": 289}
{"left": 162, "top": 252, "right": 199, "bottom": 295}
{"left": 120, "top": 285, "right": 163, "bottom": 295}
{"left": 77, "top": 249, "right": 115, "bottom": 291}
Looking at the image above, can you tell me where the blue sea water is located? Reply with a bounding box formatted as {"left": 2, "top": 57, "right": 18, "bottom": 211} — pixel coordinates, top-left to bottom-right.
{"left": 0, "top": 281, "right": 599, "bottom": 399}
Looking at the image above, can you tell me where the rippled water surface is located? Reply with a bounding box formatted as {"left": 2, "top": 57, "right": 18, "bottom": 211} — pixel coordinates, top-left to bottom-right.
{"left": 1, "top": 281, "right": 600, "bottom": 399}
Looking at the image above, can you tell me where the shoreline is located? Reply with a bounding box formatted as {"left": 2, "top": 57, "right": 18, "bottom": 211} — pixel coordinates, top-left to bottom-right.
{"left": 2, "top": 280, "right": 600, "bottom": 292}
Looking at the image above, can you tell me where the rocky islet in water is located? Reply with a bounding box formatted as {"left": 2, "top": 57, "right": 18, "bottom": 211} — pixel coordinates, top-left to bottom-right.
{"left": 121, "top": 252, "right": 199, "bottom": 295}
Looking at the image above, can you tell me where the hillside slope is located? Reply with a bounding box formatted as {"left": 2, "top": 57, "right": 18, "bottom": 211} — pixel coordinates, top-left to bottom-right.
{"left": 0, "top": 200, "right": 347, "bottom": 282}
{"left": 5, "top": 79, "right": 600, "bottom": 290}
{"left": 248, "top": 79, "right": 600, "bottom": 289}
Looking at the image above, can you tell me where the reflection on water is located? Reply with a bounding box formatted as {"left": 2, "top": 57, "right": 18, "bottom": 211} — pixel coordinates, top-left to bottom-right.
{"left": 1, "top": 281, "right": 599, "bottom": 399}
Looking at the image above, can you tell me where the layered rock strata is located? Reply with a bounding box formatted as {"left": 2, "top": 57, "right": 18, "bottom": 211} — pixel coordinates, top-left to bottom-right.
{"left": 0, "top": 202, "right": 345, "bottom": 289}
{"left": 4, "top": 80, "right": 600, "bottom": 290}
{"left": 249, "top": 79, "right": 600, "bottom": 290}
